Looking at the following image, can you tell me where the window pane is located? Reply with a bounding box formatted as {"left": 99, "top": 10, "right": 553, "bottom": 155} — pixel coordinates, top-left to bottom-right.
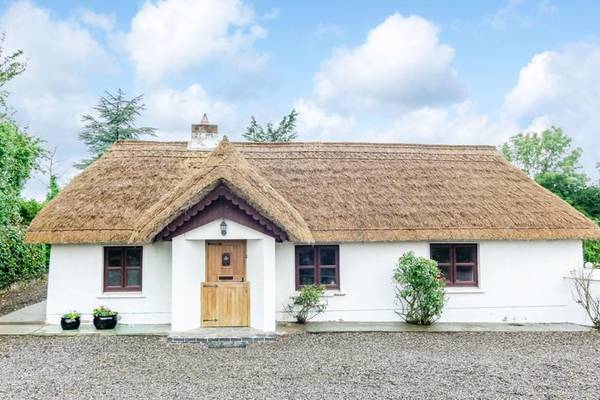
{"left": 221, "top": 252, "right": 231, "bottom": 266}
{"left": 107, "top": 269, "right": 122, "bottom": 287}
{"left": 299, "top": 268, "right": 315, "bottom": 285}
{"left": 319, "top": 247, "right": 337, "bottom": 265}
{"left": 456, "top": 265, "right": 474, "bottom": 282}
{"left": 298, "top": 247, "right": 315, "bottom": 266}
{"left": 431, "top": 246, "right": 451, "bottom": 263}
{"left": 438, "top": 264, "right": 451, "bottom": 282}
{"left": 126, "top": 269, "right": 141, "bottom": 287}
{"left": 126, "top": 248, "right": 141, "bottom": 267}
{"left": 455, "top": 246, "right": 475, "bottom": 263}
{"left": 107, "top": 249, "right": 122, "bottom": 267}
{"left": 320, "top": 267, "right": 337, "bottom": 286}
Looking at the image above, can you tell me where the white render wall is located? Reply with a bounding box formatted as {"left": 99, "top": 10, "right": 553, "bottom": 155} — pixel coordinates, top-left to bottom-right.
{"left": 275, "top": 240, "right": 587, "bottom": 324}
{"left": 46, "top": 242, "right": 171, "bottom": 324}
{"left": 46, "top": 237, "right": 596, "bottom": 327}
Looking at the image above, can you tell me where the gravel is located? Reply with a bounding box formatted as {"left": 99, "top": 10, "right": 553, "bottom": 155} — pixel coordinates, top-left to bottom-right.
{"left": 1, "top": 331, "right": 599, "bottom": 399}
{"left": 0, "top": 276, "right": 47, "bottom": 317}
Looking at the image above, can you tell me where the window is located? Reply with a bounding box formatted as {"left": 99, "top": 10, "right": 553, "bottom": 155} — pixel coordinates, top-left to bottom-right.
{"left": 104, "top": 247, "right": 143, "bottom": 292}
{"left": 430, "top": 244, "right": 477, "bottom": 287}
{"left": 295, "top": 245, "right": 339, "bottom": 290}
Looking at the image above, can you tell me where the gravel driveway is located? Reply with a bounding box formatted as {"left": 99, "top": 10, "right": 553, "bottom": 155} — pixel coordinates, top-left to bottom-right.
{"left": 1, "top": 331, "right": 599, "bottom": 399}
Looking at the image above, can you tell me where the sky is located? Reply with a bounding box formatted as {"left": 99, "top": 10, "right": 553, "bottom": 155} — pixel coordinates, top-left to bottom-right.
{"left": 1, "top": 0, "right": 600, "bottom": 199}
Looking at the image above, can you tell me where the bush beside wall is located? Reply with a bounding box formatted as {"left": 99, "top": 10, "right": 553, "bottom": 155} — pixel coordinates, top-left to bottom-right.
{"left": 0, "top": 224, "right": 47, "bottom": 290}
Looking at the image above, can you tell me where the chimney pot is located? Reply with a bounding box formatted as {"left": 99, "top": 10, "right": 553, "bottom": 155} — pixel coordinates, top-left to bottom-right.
{"left": 189, "top": 114, "right": 221, "bottom": 150}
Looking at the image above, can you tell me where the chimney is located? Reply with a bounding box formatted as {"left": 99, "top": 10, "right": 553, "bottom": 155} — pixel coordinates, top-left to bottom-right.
{"left": 189, "top": 113, "right": 221, "bottom": 150}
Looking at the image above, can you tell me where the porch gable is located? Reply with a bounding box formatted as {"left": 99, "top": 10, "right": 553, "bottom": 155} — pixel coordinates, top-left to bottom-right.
{"left": 155, "top": 184, "right": 288, "bottom": 242}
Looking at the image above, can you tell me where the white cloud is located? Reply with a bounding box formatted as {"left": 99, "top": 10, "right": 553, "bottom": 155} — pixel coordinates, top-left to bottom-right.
{"left": 486, "top": 0, "right": 531, "bottom": 31}
{"left": 538, "top": 0, "right": 559, "bottom": 15}
{"left": 79, "top": 10, "right": 116, "bottom": 32}
{"left": 503, "top": 41, "right": 600, "bottom": 174}
{"left": 142, "top": 84, "right": 238, "bottom": 140}
{"left": 314, "top": 13, "right": 464, "bottom": 111}
{"left": 2, "top": 1, "right": 114, "bottom": 95}
{"left": 382, "top": 102, "right": 517, "bottom": 144}
{"left": 0, "top": 1, "right": 116, "bottom": 199}
{"left": 126, "top": 0, "right": 268, "bottom": 83}
{"left": 485, "top": 0, "right": 559, "bottom": 31}
{"left": 293, "top": 99, "right": 355, "bottom": 140}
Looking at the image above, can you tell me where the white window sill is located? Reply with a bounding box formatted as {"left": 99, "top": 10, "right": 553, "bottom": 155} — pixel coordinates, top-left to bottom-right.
{"left": 446, "top": 287, "right": 485, "bottom": 294}
{"left": 321, "top": 290, "right": 346, "bottom": 298}
{"left": 290, "top": 290, "right": 346, "bottom": 298}
{"left": 97, "top": 293, "right": 145, "bottom": 299}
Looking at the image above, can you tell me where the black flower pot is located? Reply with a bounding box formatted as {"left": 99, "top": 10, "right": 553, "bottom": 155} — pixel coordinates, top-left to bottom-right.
{"left": 93, "top": 315, "right": 118, "bottom": 330}
{"left": 60, "top": 317, "right": 81, "bottom": 330}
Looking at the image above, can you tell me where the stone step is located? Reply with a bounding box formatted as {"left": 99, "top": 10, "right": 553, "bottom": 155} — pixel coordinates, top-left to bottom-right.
{"left": 167, "top": 334, "right": 276, "bottom": 345}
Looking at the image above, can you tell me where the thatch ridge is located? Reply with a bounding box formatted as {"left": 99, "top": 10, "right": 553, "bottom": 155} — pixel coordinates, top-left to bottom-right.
{"left": 26, "top": 139, "right": 600, "bottom": 244}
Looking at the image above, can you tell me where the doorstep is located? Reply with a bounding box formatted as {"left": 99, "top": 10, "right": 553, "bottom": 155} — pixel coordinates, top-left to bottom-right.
{"left": 168, "top": 327, "right": 277, "bottom": 346}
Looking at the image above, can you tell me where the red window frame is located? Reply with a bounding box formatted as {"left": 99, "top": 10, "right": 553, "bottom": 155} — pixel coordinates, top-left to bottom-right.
{"left": 103, "top": 246, "right": 143, "bottom": 292}
{"left": 295, "top": 245, "right": 340, "bottom": 290}
{"left": 430, "top": 244, "right": 478, "bottom": 287}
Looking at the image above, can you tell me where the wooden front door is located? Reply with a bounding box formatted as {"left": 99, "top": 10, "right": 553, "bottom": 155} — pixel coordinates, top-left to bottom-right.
{"left": 201, "top": 240, "right": 249, "bottom": 327}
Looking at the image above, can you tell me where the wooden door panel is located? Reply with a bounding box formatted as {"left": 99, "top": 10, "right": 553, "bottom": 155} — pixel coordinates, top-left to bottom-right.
{"left": 206, "top": 240, "right": 246, "bottom": 282}
{"left": 217, "top": 282, "right": 249, "bottom": 326}
{"left": 202, "top": 282, "right": 249, "bottom": 327}
{"left": 201, "top": 283, "right": 218, "bottom": 327}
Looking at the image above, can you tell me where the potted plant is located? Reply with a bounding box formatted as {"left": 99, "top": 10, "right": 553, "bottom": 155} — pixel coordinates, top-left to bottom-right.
{"left": 92, "top": 305, "right": 118, "bottom": 329}
{"left": 60, "top": 311, "right": 81, "bottom": 330}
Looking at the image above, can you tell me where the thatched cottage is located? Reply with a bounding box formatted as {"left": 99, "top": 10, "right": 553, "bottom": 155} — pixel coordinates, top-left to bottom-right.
{"left": 27, "top": 118, "right": 600, "bottom": 331}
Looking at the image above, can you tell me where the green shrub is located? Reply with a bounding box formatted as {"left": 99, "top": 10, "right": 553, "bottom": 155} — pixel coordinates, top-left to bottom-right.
{"left": 584, "top": 240, "right": 600, "bottom": 266}
{"left": 0, "top": 224, "right": 47, "bottom": 290}
{"left": 18, "top": 198, "right": 44, "bottom": 226}
{"left": 393, "top": 252, "right": 447, "bottom": 325}
{"left": 285, "top": 284, "right": 328, "bottom": 324}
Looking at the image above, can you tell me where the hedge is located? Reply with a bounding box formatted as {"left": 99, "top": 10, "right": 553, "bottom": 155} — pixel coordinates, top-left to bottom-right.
{"left": 0, "top": 223, "right": 47, "bottom": 290}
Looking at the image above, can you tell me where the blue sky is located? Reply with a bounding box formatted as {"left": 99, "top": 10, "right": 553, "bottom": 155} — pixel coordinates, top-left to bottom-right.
{"left": 1, "top": 0, "right": 600, "bottom": 198}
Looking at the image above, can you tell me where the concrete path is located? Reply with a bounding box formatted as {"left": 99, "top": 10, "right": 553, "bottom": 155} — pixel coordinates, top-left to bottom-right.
{"left": 294, "top": 321, "right": 593, "bottom": 333}
{"left": 0, "top": 320, "right": 592, "bottom": 336}
{"left": 0, "top": 300, "right": 46, "bottom": 324}
{"left": 0, "top": 323, "right": 171, "bottom": 336}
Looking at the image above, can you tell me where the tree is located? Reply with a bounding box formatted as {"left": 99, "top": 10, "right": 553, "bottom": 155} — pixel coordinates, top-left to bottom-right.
{"left": 45, "top": 175, "right": 59, "bottom": 202}
{"left": 502, "top": 128, "right": 600, "bottom": 265}
{"left": 243, "top": 109, "right": 298, "bottom": 142}
{"left": 76, "top": 89, "right": 155, "bottom": 168}
{"left": 0, "top": 120, "right": 47, "bottom": 289}
{"left": 0, "top": 121, "right": 42, "bottom": 225}
{"left": 41, "top": 147, "right": 60, "bottom": 202}
{"left": 501, "top": 127, "right": 587, "bottom": 187}
{"left": 0, "top": 34, "right": 26, "bottom": 114}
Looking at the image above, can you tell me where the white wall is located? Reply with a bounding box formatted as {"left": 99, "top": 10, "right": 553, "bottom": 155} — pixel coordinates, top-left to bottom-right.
{"left": 171, "top": 219, "right": 276, "bottom": 332}
{"left": 171, "top": 237, "right": 204, "bottom": 331}
{"left": 47, "top": 237, "right": 596, "bottom": 327}
{"left": 276, "top": 240, "right": 588, "bottom": 324}
{"left": 46, "top": 242, "right": 172, "bottom": 324}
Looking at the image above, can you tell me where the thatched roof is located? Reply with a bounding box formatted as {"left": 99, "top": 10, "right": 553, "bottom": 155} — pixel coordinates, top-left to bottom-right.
{"left": 26, "top": 139, "right": 600, "bottom": 244}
